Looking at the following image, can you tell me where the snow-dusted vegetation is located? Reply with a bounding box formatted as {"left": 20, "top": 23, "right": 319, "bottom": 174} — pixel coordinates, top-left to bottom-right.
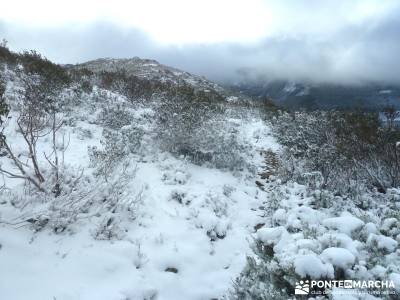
{"left": 0, "top": 44, "right": 399, "bottom": 300}
{"left": 0, "top": 46, "right": 277, "bottom": 299}
{"left": 230, "top": 111, "right": 400, "bottom": 299}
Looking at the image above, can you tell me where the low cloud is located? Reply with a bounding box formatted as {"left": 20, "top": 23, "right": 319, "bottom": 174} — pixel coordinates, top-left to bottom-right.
{"left": 1, "top": 3, "right": 400, "bottom": 85}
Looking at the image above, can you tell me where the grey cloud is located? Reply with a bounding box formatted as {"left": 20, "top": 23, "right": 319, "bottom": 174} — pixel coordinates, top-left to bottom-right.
{"left": 1, "top": 9, "right": 400, "bottom": 85}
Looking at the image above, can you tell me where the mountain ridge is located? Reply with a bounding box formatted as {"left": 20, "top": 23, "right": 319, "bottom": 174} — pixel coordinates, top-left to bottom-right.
{"left": 72, "top": 57, "right": 226, "bottom": 95}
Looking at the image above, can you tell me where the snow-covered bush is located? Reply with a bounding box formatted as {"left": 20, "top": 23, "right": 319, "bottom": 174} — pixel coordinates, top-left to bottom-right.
{"left": 159, "top": 157, "right": 191, "bottom": 185}
{"left": 98, "top": 102, "right": 133, "bottom": 130}
{"left": 155, "top": 91, "right": 253, "bottom": 170}
{"left": 191, "top": 117, "right": 253, "bottom": 170}
{"left": 271, "top": 110, "right": 400, "bottom": 193}
{"left": 88, "top": 89, "right": 155, "bottom": 180}
{"left": 89, "top": 124, "right": 145, "bottom": 178}
{"left": 3, "top": 161, "right": 142, "bottom": 235}
{"left": 92, "top": 215, "right": 125, "bottom": 240}
{"left": 231, "top": 180, "right": 400, "bottom": 299}
{"left": 169, "top": 189, "right": 191, "bottom": 205}
{"left": 230, "top": 240, "right": 297, "bottom": 300}
{"left": 231, "top": 110, "right": 400, "bottom": 299}
{"left": 89, "top": 130, "right": 128, "bottom": 179}
{"left": 190, "top": 188, "right": 232, "bottom": 241}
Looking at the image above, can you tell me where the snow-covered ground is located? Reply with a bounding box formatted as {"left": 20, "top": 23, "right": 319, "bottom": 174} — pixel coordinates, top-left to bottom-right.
{"left": 3, "top": 54, "right": 398, "bottom": 300}
{"left": 0, "top": 92, "right": 279, "bottom": 300}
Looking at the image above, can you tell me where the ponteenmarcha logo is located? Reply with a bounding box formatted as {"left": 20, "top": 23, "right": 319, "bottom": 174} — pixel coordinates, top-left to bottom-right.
{"left": 294, "top": 279, "right": 397, "bottom": 296}
{"left": 295, "top": 280, "right": 310, "bottom": 294}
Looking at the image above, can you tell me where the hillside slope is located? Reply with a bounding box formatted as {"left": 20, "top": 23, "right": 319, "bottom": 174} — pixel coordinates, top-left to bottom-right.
{"left": 74, "top": 57, "right": 225, "bottom": 94}
{"left": 0, "top": 48, "right": 279, "bottom": 300}
{"left": 1, "top": 48, "right": 399, "bottom": 300}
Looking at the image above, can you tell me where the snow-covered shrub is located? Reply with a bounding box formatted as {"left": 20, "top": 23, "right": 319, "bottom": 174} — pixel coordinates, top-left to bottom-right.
{"left": 0, "top": 157, "right": 142, "bottom": 235}
{"left": 223, "top": 184, "right": 236, "bottom": 197}
{"left": 155, "top": 86, "right": 216, "bottom": 148}
{"left": 156, "top": 96, "right": 253, "bottom": 170}
{"left": 132, "top": 240, "right": 149, "bottom": 269}
{"left": 26, "top": 215, "right": 51, "bottom": 232}
{"left": 272, "top": 110, "right": 400, "bottom": 193}
{"left": 74, "top": 127, "right": 93, "bottom": 140}
{"left": 191, "top": 117, "right": 253, "bottom": 170}
{"left": 47, "top": 210, "right": 78, "bottom": 234}
{"left": 169, "top": 189, "right": 191, "bottom": 205}
{"left": 300, "top": 171, "right": 324, "bottom": 190}
{"left": 0, "top": 166, "right": 92, "bottom": 233}
{"left": 271, "top": 111, "right": 343, "bottom": 190}
{"left": 231, "top": 179, "right": 400, "bottom": 299}
{"left": 88, "top": 91, "right": 154, "bottom": 180}
{"left": 98, "top": 102, "right": 133, "bottom": 130}
{"left": 89, "top": 130, "right": 127, "bottom": 179}
{"left": 230, "top": 240, "right": 298, "bottom": 300}
{"left": 89, "top": 125, "right": 145, "bottom": 179}
{"left": 231, "top": 109, "right": 400, "bottom": 298}
{"left": 95, "top": 164, "right": 142, "bottom": 220}
{"left": 154, "top": 87, "right": 251, "bottom": 170}
{"left": 159, "top": 158, "right": 191, "bottom": 185}
{"left": 92, "top": 215, "right": 125, "bottom": 240}
{"left": 189, "top": 188, "right": 232, "bottom": 241}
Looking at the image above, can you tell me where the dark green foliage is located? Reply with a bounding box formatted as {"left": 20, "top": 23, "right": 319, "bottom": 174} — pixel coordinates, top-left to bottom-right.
{"left": 0, "top": 44, "right": 18, "bottom": 65}
{"left": 69, "top": 67, "right": 94, "bottom": 79}
{"left": 0, "top": 42, "right": 70, "bottom": 88}
{"left": 19, "top": 50, "right": 70, "bottom": 86}
{"left": 0, "top": 44, "right": 71, "bottom": 114}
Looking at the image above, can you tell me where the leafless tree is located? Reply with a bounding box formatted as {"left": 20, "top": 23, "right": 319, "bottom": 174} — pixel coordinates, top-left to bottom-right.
{"left": 0, "top": 107, "right": 48, "bottom": 191}
{"left": 0, "top": 76, "right": 67, "bottom": 194}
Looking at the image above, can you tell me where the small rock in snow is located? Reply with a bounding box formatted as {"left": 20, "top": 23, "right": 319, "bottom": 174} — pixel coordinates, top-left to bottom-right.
{"left": 253, "top": 223, "right": 265, "bottom": 231}
{"left": 165, "top": 267, "right": 179, "bottom": 274}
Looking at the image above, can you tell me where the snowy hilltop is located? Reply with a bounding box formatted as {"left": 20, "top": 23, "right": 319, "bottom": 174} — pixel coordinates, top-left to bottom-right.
{"left": 0, "top": 45, "right": 400, "bottom": 300}
{"left": 72, "top": 57, "right": 226, "bottom": 94}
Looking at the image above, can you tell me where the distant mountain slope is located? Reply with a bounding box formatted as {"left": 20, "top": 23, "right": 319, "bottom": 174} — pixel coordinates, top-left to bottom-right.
{"left": 73, "top": 57, "right": 225, "bottom": 94}
{"left": 230, "top": 75, "right": 400, "bottom": 110}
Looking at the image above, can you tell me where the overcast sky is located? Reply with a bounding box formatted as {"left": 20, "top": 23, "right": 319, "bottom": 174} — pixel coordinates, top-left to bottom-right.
{"left": 1, "top": 0, "right": 400, "bottom": 84}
